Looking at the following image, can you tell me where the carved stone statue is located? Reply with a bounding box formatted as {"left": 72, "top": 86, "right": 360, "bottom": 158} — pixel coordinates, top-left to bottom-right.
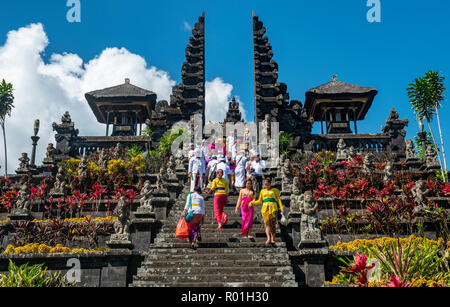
{"left": 114, "top": 143, "right": 122, "bottom": 158}
{"left": 299, "top": 191, "right": 322, "bottom": 244}
{"left": 425, "top": 145, "right": 439, "bottom": 169}
{"left": 405, "top": 140, "right": 417, "bottom": 160}
{"left": 61, "top": 111, "right": 72, "bottom": 124}
{"left": 18, "top": 153, "right": 30, "bottom": 170}
{"left": 362, "top": 153, "right": 374, "bottom": 173}
{"left": 347, "top": 146, "right": 356, "bottom": 164}
{"left": 45, "top": 144, "right": 55, "bottom": 161}
{"left": 111, "top": 196, "right": 131, "bottom": 242}
{"left": 411, "top": 180, "right": 430, "bottom": 215}
{"left": 384, "top": 160, "right": 394, "bottom": 182}
{"left": 289, "top": 177, "right": 302, "bottom": 212}
{"left": 281, "top": 159, "right": 292, "bottom": 191}
{"left": 11, "top": 182, "right": 32, "bottom": 217}
{"left": 336, "top": 139, "right": 348, "bottom": 161}
{"left": 78, "top": 156, "right": 88, "bottom": 177}
{"left": 50, "top": 166, "right": 66, "bottom": 196}
{"left": 175, "top": 157, "right": 185, "bottom": 170}
{"left": 156, "top": 167, "right": 166, "bottom": 192}
{"left": 166, "top": 156, "right": 177, "bottom": 180}
{"left": 139, "top": 180, "right": 153, "bottom": 212}
{"left": 98, "top": 149, "right": 108, "bottom": 170}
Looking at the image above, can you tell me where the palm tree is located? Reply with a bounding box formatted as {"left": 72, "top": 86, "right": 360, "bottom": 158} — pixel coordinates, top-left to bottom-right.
{"left": 0, "top": 80, "right": 14, "bottom": 177}
{"left": 407, "top": 71, "right": 447, "bottom": 180}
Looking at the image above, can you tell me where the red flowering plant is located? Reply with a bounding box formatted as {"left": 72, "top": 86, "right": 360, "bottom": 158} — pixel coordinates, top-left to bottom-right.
{"left": 338, "top": 253, "right": 376, "bottom": 287}
{"left": 88, "top": 183, "right": 108, "bottom": 213}
{"left": 0, "top": 190, "right": 17, "bottom": 212}
{"left": 73, "top": 190, "right": 88, "bottom": 218}
{"left": 439, "top": 183, "right": 450, "bottom": 197}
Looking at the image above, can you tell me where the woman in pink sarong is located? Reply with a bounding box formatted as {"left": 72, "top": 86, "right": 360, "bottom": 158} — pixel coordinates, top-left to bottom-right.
{"left": 235, "top": 180, "right": 256, "bottom": 238}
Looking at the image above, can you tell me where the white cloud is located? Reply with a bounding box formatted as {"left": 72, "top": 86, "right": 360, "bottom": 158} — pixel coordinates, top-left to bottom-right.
{"left": 0, "top": 23, "right": 241, "bottom": 172}
{"left": 205, "top": 77, "right": 246, "bottom": 123}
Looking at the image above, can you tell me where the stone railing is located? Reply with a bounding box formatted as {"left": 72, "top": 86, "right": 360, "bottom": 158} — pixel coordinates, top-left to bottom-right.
{"left": 305, "top": 133, "right": 391, "bottom": 154}
{"left": 72, "top": 136, "right": 151, "bottom": 156}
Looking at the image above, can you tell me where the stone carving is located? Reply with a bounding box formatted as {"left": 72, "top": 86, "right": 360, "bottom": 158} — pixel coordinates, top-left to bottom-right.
{"left": 110, "top": 196, "right": 131, "bottom": 242}
{"left": 425, "top": 145, "right": 439, "bottom": 169}
{"left": 347, "top": 146, "right": 356, "bottom": 164}
{"left": 405, "top": 140, "right": 417, "bottom": 160}
{"left": 156, "top": 167, "right": 167, "bottom": 192}
{"left": 382, "top": 108, "right": 409, "bottom": 158}
{"left": 78, "top": 156, "right": 88, "bottom": 177}
{"left": 362, "top": 153, "right": 374, "bottom": 173}
{"left": 175, "top": 157, "right": 185, "bottom": 171}
{"left": 52, "top": 111, "right": 79, "bottom": 163}
{"left": 166, "top": 156, "right": 177, "bottom": 180}
{"left": 336, "top": 139, "right": 347, "bottom": 161}
{"left": 289, "top": 177, "right": 302, "bottom": 212}
{"left": 18, "top": 153, "right": 30, "bottom": 171}
{"left": 299, "top": 191, "right": 322, "bottom": 244}
{"left": 114, "top": 143, "right": 122, "bottom": 158}
{"left": 98, "top": 149, "right": 108, "bottom": 170}
{"left": 411, "top": 180, "right": 430, "bottom": 215}
{"left": 43, "top": 143, "right": 55, "bottom": 163}
{"left": 11, "top": 182, "right": 32, "bottom": 217}
{"left": 384, "top": 160, "right": 394, "bottom": 182}
{"left": 281, "top": 159, "right": 292, "bottom": 191}
{"left": 50, "top": 166, "right": 66, "bottom": 196}
{"left": 138, "top": 180, "right": 153, "bottom": 213}
{"left": 224, "top": 97, "right": 243, "bottom": 123}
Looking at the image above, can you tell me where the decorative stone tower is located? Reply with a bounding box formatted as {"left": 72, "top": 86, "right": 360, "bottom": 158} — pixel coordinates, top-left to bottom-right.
{"left": 224, "top": 97, "right": 243, "bottom": 123}
{"left": 170, "top": 12, "right": 206, "bottom": 125}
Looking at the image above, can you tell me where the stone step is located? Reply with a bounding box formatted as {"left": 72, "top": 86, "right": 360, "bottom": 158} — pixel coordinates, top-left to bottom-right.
{"left": 154, "top": 237, "right": 284, "bottom": 244}
{"left": 149, "top": 242, "right": 287, "bottom": 249}
{"left": 157, "top": 231, "right": 280, "bottom": 238}
{"left": 131, "top": 281, "right": 297, "bottom": 287}
{"left": 136, "top": 266, "right": 294, "bottom": 276}
{"left": 144, "top": 247, "right": 288, "bottom": 255}
{"left": 161, "top": 224, "right": 267, "bottom": 232}
{"left": 166, "top": 217, "right": 265, "bottom": 224}
{"left": 133, "top": 273, "right": 295, "bottom": 283}
{"left": 143, "top": 253, "right": 289, "bottom": 262}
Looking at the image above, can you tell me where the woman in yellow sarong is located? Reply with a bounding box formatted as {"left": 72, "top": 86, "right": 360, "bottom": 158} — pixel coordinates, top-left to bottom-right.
{"left": 249, "top": 178, "right": 284, "bottom": 246}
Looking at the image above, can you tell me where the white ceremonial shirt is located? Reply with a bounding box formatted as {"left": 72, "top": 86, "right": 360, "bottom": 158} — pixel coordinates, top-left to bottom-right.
{"left": 251, "top": 160, "right": 266, "bottom": 176}
{"left": 185, "top": 192, "right": 205, "bottom": 215}
{"left": 189, "top": 157, "right": 206, "bottom": 175}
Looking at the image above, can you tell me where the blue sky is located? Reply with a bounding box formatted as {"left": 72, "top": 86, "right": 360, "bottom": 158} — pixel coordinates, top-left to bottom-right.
{"left": 0, "top": 0, "right": 449, "bottom": 159}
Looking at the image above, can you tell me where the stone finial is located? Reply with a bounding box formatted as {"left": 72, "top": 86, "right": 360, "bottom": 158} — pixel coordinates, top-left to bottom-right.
{"left": 125, "top": 78, "right": 130, "bottom": 84}
{"left": 332, "top": 75, "right": 338, "bottom": 81}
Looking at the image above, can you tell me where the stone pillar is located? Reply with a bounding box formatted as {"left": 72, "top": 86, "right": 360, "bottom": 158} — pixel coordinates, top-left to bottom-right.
{"left": 151, "top": 190, "right": 171, "bottom": 221}
{"left": 131, "top": 210, "right": 158, "bottom": 253}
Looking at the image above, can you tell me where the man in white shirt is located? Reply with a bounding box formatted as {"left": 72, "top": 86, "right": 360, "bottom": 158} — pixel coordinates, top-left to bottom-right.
{"left": 188, "top": 149, "right": 205, "bottom": 192}
{"left": 216, "top": 155, "right": 233, "bottom": 188}
{"left": 247, "top": 151, "right": 265, "bottom": 194}
{"left": 187, "top": 143, "right": 195, "bottom": 160}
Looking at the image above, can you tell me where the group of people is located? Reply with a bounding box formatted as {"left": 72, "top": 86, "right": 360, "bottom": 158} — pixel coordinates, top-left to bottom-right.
{"left": 182, "top": 137, "right": 284, "bottom": 249}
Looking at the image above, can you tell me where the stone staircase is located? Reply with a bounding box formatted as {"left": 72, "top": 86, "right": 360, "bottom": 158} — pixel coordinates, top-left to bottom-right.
{"left": 132, "top": 185, "right": 297, "bottom": 287}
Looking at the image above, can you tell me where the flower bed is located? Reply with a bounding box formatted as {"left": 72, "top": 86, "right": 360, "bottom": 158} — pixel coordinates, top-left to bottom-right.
{"left": 328, "top": 235, "right": 450, "bottom": 287}
{"left": 3, "top": 243, "right": 107, "bottom": 255}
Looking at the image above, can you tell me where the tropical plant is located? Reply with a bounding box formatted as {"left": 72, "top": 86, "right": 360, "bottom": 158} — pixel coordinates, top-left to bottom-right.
{"left": 366, "top": 237, "right": 449, "bottom": 283}
{"left": 140, "top": 126, "right": 153, "bottom": 137}
{"left": 0, "top": 80, "right": 14, "bottom": 177}
{"left": 335, "top": 254, "right": 375, "bottom": 287}
{"left": 127, "top": 144, "right": 143, "bottom": 159}
{"left": 407, "top": 71, "right": 447, "bottom": 180}
{"left": 158, "top": 127, "right": 184, "bottom": 156}
{"left": 0, "top": 260, "right": 73, "bottom": 287}
{"left": 279, "top": 132, "right": 293, "bottom": 157}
